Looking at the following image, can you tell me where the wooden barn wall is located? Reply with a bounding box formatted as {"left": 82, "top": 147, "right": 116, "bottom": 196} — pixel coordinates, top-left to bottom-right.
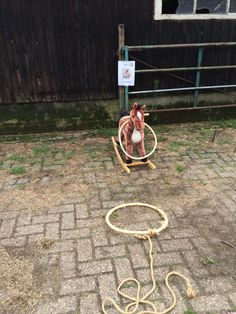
{"left": 1, "top": 0, "right": 236, "bottom": 104}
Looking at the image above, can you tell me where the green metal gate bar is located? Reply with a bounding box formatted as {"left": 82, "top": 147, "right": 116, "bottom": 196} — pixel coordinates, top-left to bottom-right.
{"left": 193, "top": 47, "right": 203, "bottom": 107}
{"left": 128, "top": 84, "right": 236, "bottom": 94}
{"left": 135, "top": 65, "right": 236, "bottom": 73}
{"left": 118, "top": 24, "right": 236, "bottom": 112}
{"left": 128, "top": 42, "right": 236, "bottom": 50}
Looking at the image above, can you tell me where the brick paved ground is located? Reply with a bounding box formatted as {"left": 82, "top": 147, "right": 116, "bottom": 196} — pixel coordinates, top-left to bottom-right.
{"left": 0, "top": 124, "right": 236, "bottom": 314}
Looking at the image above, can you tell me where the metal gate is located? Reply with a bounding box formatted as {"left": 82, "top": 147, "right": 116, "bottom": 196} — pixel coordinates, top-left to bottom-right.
{"left": 118, "top": 24, "right": 236, "bottom": 114}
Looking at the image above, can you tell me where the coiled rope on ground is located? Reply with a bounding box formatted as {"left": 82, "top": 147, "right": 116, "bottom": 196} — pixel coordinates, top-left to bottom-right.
{"left": 102, "top": 203, "right": 196, "bottom": 314}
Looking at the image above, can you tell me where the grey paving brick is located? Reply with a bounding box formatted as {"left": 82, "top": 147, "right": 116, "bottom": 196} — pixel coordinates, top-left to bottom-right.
{"left": 191, "top": 294, "right": 230, "bottom": 312}
{"left": 229, "top": 292, "right": 236, "bottom": 305}
{"left": 17, "top": 178, "right": 30, "bottom": 184}
{"left": 0, "top": 219, "right": 15, "bottom": 238}
{"left": 48, "top": 254, "right": 60, "bottom": 266}
{"left": 84, "top": 173, "right": 97, "bottom": 183}
{"left": 78, "top": 259, "right": 112, "bottom": 275}
{"left": 99, "top": 189, "right": 112, "bottom": 201}
{"left": 128, "top": 243, "right": 149, "bottom": 268}
{"left": 98, "top": 273, "right": 119, "bottom": 303}
{"left": 96, "top": 182, "right": 109, "bottom": 189}
{"left": 45, "top": 222, "right": 60, "bottom": 240}
{"left": 91, "top": 209, "right": 108, "bottom": 218}
{"left": 78, "top": 238, "right": 93, "bottom": 262}
{"left": 80, "top": 293, "right": 100, "bottom": 314}
{"left": 62, "top": 212, "right": 75, "bottom": 230}
{"left": 184, "top": 251, "right": 210, "bottom": 277}
{"left": 16, "top": 223, "right": 43, "bottom": 236}
{"left": 17, "top": 211, "right": 31, "bottom": 226}
{"left": 161, "top": 286, "right": 187, "bottom": 314}
{"left": 135, "top": 268, "right": 154, "bottom": 284}
{"left": 114, "top": 258, "right": 134, "bottom": 283}
{"left": 36, "top": 296, "right": 77, "bottom": 314}
{"left": 169, "top": 228, "right": 200, "bottom": 238}
{"left": 160, "top": 238, "right": 193, "bottom": 252}
{"left": 191, "top": 237, "right": 212, "bottom": 254}
{"left": 102, "top": 200, "right": 124, "bottom": 209}
{"left": 61, "top": 227, "right": 90, "bottom": 240}
{"left": 77, "top": 217, "right": 104, "bottom": 228}
{"left": 105, "top": 161, "right": 115, "bottom": 170}
{"left": 89, "top": 196, "right": 102, "bottom": 210}
{"left": 92, "top": 227, "right": 109, "bottom": 247}
{"left": 76, "top": 203, "right": 89, "bottom": 219}
{"left": 153, "top": 252, "right": 183, "bottom": 267}
{"left": 60, "top": 277, "right": 96, "bottom": 295}
{"left": 95, "top": 245, "right": 126, "bottom": 259}
{"left": 48, "top": 240, "right": 75, "bottom": 253}
{"left": 48, "top": 204, "right": 74, "bottom": 214}
{"left": 1, "top": 236, "right": 26, "bottom": 247}
{"left": 28, "top": 233, "right": 45, "bottom": 244}
{"left": 32, "top": 214, "right": 59, "bottom": 224}
{"left": 4, "top": 179, "right": 17, "bottom": 187}
{"left": 0, "top": 211, "right": 18, "bottom": 220}
{"left": 198, "top": 276, "right": 234, "bottom": 293}
{"left": 60, "top": 251, "right": 76, "bottom": 278}
{"left": 109, "top": 233, "right": 139, "bottom": 245}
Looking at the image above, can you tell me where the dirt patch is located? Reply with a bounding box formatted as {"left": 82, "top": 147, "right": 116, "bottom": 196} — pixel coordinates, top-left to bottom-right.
{"left": 35, "top": 237, "right": 54, "bottom": 251}
{"left": 0, "top": 178, "right": 89, "bottom": 213}
{"left": 152, "top": 123, "right": 236, "bottom": 156}
{"left": 0, "top": 246, "right": 40, "bottom": 314}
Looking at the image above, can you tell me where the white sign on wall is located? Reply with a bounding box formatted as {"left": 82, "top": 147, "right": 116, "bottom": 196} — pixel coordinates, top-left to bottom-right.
{"left": 118, "top": 61, "right": 135, "bottom": 86}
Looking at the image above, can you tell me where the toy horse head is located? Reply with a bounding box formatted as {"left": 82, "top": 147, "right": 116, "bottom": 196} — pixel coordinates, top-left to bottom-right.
{"left": 130, "top": 103, "right": 145, "bottom": 131}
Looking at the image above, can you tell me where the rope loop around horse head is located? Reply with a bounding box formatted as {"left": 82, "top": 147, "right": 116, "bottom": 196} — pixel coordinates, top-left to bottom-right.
{"left": 102, "top": 203, "right": 196, "bottom": 314}
{"left": 118, "top": 120, "right": 158, "bottom": 160}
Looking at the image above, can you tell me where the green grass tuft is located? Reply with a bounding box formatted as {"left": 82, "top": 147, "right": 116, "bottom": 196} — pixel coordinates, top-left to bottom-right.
{"left": 111, "top": 212, "right": 119, "bottom": 219}
{"left": 10, "top": 166, "right": 26, "bottom": 175}
{"left": 169, "top": 140, "right": 189, "bottom": 152}
{"left": 176, "top": 165, "right": 185, "bottom": 173}
{"left": 212, "top": 118, "right": 236, "bottom": 129}
{"left": 87, "top": 128, "right": 116, "bottom": 138}
{"left": 32, "top": 145, "right": 51, "bottom": 156}
{"left": 202, "top": 256, "right": 215, "bottom": 266}
{"left": 8, "top": 153, "right": 26, "bottom": 161}
{"left": 183, "top": 310, "right": 197, "bottom": 314}
{"left": 64, "top": 150, "right": 76, "bottom": 160}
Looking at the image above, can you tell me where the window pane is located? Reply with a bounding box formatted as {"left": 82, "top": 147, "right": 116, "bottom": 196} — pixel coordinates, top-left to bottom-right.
{"left": 162, "top": 0, "right": 194, "bottom": 14}
{"left": 196, "top": 0, "right": 227, "bottom": 14}
{"left": 229, "top": 0, "right": 236, "bottom": 12}
{"left": 176, "top": 0, "right": 195, "bottom": 14}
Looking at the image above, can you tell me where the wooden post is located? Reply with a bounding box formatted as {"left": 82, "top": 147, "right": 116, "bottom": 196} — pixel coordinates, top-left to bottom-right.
{"left": 118, "top": 24, "right": 125, "bottom": 116}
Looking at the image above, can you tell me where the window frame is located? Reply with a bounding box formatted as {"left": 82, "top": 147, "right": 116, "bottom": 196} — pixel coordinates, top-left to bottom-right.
{"left": 154, "top": 0, "right": 236, "bottom": 20}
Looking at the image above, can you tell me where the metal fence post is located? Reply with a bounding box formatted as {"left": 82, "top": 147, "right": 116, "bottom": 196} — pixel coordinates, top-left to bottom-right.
{"left": 193, "top": 47, "right": 203, "bottom": 107}
{"left": 124, "top": 45, "right": 129, "bottom": 112}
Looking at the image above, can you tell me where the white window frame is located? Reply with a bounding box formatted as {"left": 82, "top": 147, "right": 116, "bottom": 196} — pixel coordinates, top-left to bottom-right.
{"left": 154, "top": 0, "right": 236, "bottom": 20}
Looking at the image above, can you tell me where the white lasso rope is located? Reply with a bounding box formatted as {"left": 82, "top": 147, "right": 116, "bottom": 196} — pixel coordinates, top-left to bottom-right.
{"left": 118, "top": 121, "right": 157, "bottom": 160}
{"left": 102, "top": 203, "right": 196, "bottom": 314}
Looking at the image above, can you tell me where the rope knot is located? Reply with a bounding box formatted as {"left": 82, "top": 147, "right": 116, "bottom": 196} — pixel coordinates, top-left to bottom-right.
{"left": 148, "top": 228, "right": 157, "bottom": 238}
{"left": 135, "top": 228, "right": 157, "bottom": 240}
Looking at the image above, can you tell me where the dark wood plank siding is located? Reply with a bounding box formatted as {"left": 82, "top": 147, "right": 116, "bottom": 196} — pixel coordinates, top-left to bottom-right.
{"left": 0, "top": 0, "right": 236, "bottom": 104}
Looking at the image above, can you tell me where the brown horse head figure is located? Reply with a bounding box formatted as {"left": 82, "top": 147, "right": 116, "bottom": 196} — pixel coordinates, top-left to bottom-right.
{"left": 130, "top": 103, "right": 145, "bottom": 131}
{"left": 116, "top": 102, "right": 147, "bottom": 163}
